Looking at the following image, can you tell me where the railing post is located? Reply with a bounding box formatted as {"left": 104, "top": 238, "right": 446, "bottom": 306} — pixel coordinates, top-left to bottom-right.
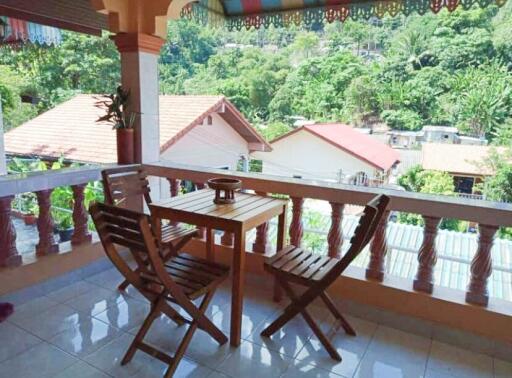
{"left": 328, "top": 202, "right": 344, "bottom": 258}
{"left": 413, "top": 216, "right": 441, "bottom": 293}
{"left": 366, "top": 210, "right": 390, "bottom": 281}
{"left": 194, "top": 182, "right": 206, "bottom": 239}
{"left": 168, "top": 178, "right": 181, "bottom": 197}
{"left": 35, "top": 189, "right": 59, "bottom": 256}
{"left": 167, "top": 178, "right": 181, "bottom": 226}
{"left": 253, "top": 192, "right": 271, "bottom": 253}
{"left": 466, "top": 224, "right": 498, "bottom": 306}
{"left": 0, "top": 196, "right": 22, "bottom": 267}
{"left": 289, "top": 197, "right": 304, "bottom": 247}
{"left": 71, "top": 184, "right": 92, "bottom": 246}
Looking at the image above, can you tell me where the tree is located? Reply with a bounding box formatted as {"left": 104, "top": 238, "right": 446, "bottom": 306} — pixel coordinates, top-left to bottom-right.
{"left": 256, "top": 121, "right": 292, "bottom": 141}
{"left": 289, "top": 32, "right": 319, "bottom": 59}
{"left": 344, "top": 75, "right": 380, "bottom": 126}
{"left": 449, "top": 64, "right": 512, "bottom": 138}
{"left": 398, "top": 166, "right": 463, "bottom": 230}
{"left": 269, "top": 51, "right": 366, "bottom": 121}
{"left": 481, "top": 148, "right": 512, "bottom": 202}
{"left": 381, "top": 109, "right": 423, "bottom": 131}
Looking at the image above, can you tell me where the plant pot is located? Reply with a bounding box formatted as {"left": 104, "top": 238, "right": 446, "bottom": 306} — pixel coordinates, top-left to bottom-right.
{"left": 20, "top": 95, "right": 41, "bottom": 105}
{"left": 23, "top": 214, "right": 37, "bottom": 225}
{"left": 116, "top": 128, "right": 135, "bottom": 164}
{"left": 58, "top": 228, "right": 74, "bottom": 242}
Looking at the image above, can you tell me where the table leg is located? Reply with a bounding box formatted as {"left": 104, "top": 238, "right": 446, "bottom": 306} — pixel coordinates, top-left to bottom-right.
{"left": 230, "top": 229, "right": 246, "bottom": 347}
{"left": 206, "top": 227, "right": 215, "bottom": 261}
{"left": 274, "top": 205, "right": 288, "bottom": 302}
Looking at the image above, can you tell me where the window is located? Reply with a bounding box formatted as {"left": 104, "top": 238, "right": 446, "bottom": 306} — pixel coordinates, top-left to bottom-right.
{"left": 351, "top": 171, "right": 369, "bottom": 186}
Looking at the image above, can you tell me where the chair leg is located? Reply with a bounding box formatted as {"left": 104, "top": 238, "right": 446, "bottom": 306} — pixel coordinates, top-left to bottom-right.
{"left": 320, "top": 292, "right": 356, "bottom": 336}
{"left": 160, "top": 302, "right": 187, "bottom": 327}
{"left": 273, "top": 277, "right": 283, "bottom": 302}
{"left": 261, "top": 276, "right": 307, "bottom": 337}
{"left": 122, "top": 299, "right": 162, "bottom": 365}
{"left": 118, "top": 266, "right": 143, "bottom": 291}
{"left": 118, "top": 278, "right": 130, "bottom": 291}
{"left": 278, "top": 279, "right": 341, "bottom": 361}
{"left": 163, "top": 291, "right": 218, "bottom": 378}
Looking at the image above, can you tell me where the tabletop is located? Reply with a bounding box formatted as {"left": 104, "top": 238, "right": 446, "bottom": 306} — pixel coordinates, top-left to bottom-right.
{"left": 150, "top": 189, "right": 287, "bottom": 232}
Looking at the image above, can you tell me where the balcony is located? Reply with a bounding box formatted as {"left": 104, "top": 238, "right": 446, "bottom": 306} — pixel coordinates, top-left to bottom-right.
{"left": 1, "top": 266, "right": 511, "bottom": 378}
{"left": 1, "top": 162, "right": 512, "bottom": 377}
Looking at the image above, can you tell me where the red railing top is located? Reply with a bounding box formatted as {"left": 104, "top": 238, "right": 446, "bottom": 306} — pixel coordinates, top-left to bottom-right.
{"left": 0, "top": 165, "right": 105, "bottom": 198}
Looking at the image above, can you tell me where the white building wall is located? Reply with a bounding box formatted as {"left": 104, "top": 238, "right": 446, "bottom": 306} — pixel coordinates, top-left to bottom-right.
{"left": 252, "top": 129, "right": 379, "bottom": 183}
{"left": 158, "top": 113, "right": 250, "bottom": 199}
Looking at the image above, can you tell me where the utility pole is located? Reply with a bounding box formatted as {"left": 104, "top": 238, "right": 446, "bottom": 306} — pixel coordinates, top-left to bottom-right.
{"left": 337, "top": 169, "right": 344, "bottom": 184}
{"left": 240, "top": 154, "right": 249, "bottom": 173}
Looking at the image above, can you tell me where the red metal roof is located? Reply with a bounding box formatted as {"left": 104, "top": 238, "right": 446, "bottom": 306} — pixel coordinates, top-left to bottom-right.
{"left": 5, "top": 94, "right": 270, "bottom": 164}
{"left": 272, "top": 123, "right": 400, "bottom": 171}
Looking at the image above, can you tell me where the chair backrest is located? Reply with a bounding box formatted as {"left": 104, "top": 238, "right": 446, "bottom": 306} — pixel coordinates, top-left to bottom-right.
{"left": 101, "top": 165, "right": 152, "bottom": 210}
{"left": 324, "top": 194, "right": 390, "bottom": 282}
{"left": 90, "top": 201, "right": 188, "bottom": 303}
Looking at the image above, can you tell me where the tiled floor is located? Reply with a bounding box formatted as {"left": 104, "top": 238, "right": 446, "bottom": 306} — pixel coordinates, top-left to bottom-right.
{"left": 1, "top": 267, "right": 511, "bottom": 378}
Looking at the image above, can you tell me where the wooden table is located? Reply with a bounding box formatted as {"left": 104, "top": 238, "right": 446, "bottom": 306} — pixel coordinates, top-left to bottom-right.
{"left": 150, "top": 188, "right": 288, "bottom": 347}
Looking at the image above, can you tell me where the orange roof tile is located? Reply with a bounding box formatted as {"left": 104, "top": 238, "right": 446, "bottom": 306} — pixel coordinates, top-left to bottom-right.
{"left": 5, "top": 94, "right": 270, "bottom": 163}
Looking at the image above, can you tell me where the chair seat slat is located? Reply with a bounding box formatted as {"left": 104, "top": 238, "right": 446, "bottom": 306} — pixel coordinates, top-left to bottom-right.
{"left": 301, "top": 256, "right": 331, "bottom": 279}
{"left": 311, "top": 258, "right": 340, "bottom": 281}
{"left": 281, "top": 251, "right": 314, "bottom": 273}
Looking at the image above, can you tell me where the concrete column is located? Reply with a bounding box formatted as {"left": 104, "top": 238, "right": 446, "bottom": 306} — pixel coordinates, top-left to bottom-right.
{"left": 114, "top": 34, "right": 164, "bottom": 165}
{"left": 114, "top": 33, "right": 165, "bottom": 200}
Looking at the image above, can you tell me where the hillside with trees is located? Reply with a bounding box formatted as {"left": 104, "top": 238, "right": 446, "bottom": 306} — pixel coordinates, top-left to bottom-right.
{"left": 1, "top": 4, "right": 512, "bottom": 143}
{"left": 1, "top": 5, "right": 512, "bottom": 233}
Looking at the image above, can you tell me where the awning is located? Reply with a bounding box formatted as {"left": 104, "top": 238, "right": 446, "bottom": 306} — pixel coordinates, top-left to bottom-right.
{"left": 1, "top": 16, "right": 62, "bottom": 46}
{"left": 182, "top": 0, "right": 508, "bottom": 30}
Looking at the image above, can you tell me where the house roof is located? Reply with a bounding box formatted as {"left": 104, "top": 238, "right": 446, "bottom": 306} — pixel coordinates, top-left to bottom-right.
{"left": 5, "top": 94, "right": 271, "bottom": 164}
{"left": 421, "top": 143, "right": 499, "bottom": 176}
{"left": 271, "top": 123, "right": 400, "bottom": 171}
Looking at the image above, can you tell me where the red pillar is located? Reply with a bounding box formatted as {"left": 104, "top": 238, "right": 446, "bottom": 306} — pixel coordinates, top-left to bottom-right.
{"left": 466, "top": 224, "right": 498, "bottom": 306}
{"left": 71, "top": 184, "right": 92, "bottom": 246}
{"left": 413, "top": 216, "right": 441, "bottom": 293}
{"left": 253, "top": 192, "right": 271, "bottom": 254}
{"left": 365, "top": 210, "right": 390, "bottom": 281}
{"left": 327, "top": 202, "right": 344, "bottom": 258}
{"left": 35, "top": 190, "right": 59, "bottom": 256}
{"left": 289, "top": 197, "right": 304, "bottom": 247}
{"left": 0, "top": 196, "right": 21, "bottom": 267}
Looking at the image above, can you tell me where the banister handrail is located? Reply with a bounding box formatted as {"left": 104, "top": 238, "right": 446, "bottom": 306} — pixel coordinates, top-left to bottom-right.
{"left": 144, "top": 161, "right": 512, "bottom": 228}
{"left": 0, "top": 164, "right": 110, "bottom": 198}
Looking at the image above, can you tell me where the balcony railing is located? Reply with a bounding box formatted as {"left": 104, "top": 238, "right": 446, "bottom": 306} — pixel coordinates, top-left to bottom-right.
{"left": 0, "top": 166, "right": 103, "bottom": 267}
{"left": 145, "top": 161, "right": 512, "bottom": 308}
{"left": 3, "top": 161, "right": 512, "bottom": 309}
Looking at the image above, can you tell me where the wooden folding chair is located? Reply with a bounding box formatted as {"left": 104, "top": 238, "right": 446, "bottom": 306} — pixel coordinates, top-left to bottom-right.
{"left": 261, "top": 194, "right": 390, "bottom": 361}
{"left": 90, "top": 202, "right": 229, "bottom": 378}
{"left": 102, "top": 165, "right": 198, "bottom": 290}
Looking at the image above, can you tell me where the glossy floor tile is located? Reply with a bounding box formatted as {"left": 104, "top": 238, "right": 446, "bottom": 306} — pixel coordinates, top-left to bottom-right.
{"left": 0, "top": 273, "right": 508, "bottom": 378}
{"left": 0, "top": 321, "right": 42, "bottom": 363}
{"left": 0, "top": 342, "right": 77, "bottom": 378}
{"left": 426, "top": 341, "right": 493, "bottom": 378}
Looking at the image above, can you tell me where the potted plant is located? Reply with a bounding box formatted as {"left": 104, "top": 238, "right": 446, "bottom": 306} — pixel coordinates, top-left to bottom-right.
{"left": 95, "top": 86, "right": 137, "bottom": 164}
{"left": 55, "top": 212, "right": 74, "bottom": 242}
{"left": 20, "top": 193, "right": 38, "bottom": 225}
{"left": 20, "top": 83, "right": 41, "bottom": 105}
